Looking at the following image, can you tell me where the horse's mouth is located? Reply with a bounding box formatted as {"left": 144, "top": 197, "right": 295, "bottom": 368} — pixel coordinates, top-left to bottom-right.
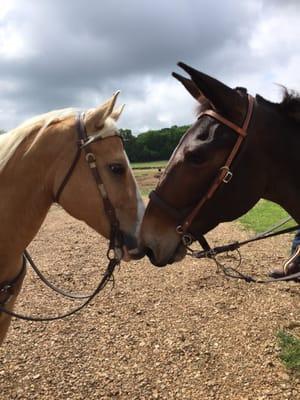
{"left": 122, "top": 246, "right": 145, "bottom": 261}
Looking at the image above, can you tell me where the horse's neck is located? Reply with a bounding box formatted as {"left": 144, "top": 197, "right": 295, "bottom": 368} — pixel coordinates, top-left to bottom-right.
{"left": 263, "top": 121, "right": 300, "bottom": 222}
{"left": 0, "top": 127, "right": 73, "bottom": 278}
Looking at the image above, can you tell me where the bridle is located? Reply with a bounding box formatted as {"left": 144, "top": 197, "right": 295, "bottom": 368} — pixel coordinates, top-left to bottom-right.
{"left": 149, "top": 94, "right": 300, "bottom": 284}
{"left": 0, "top": 112, "right": 125, "bottom": 321}
{"left": 149, "top": 94, "right": 255, "bottom": 251}
{"left": 54, "top": 112, "right": 124, "bottom": 262}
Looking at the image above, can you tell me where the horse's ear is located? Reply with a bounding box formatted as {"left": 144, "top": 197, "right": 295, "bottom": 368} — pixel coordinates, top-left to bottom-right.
{"left": 85, "top": 91, "right": 120, "bottom": 131}
{"left": 111, "top": 104, "right": 125, "bottom": 121}
{"left": 177, "top": 62, "right": 246, "bottom": 121}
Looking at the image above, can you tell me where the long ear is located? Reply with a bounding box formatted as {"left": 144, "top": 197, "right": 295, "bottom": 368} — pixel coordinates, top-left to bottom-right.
{"left": 111, "top": 104, "right": 125, "bottom": 121}
{"left": 177, "top": 62, "right": 246, "bottom": 121}
{"left": 172, "top": 72, "right": 203, "bottom": 101}
{"left": 85, "top": 91, "right": 120, "bottom": 131}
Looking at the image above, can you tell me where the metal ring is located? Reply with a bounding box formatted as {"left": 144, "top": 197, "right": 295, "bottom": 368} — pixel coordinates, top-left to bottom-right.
{"left": 107, "top": 247, "right": 122, "bottom": 261}
{"left": 182, "top": 234, "right": 193, "bottom": 246}
{"left": 85, "top": 152, "right": 96, "bottom": 163}
{"left": 176, "top": 225, "right": 184, "bottom": 234}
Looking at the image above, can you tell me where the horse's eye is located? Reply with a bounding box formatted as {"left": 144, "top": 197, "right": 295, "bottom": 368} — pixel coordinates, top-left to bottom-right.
{"left": 109, "top": 163, "right": 125, "bottom": 175}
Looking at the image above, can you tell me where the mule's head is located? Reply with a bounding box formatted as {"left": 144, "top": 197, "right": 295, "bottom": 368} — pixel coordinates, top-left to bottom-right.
{"left": 53, "top": 92, "right": 144, "bottom": 260}
{"left": 140, "top": 63, "right": 266, "bottom": 267}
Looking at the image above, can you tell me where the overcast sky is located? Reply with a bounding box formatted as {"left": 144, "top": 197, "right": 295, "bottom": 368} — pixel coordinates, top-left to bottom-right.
{"left": 0, "top": 0, "right": 299, "bottom": 133}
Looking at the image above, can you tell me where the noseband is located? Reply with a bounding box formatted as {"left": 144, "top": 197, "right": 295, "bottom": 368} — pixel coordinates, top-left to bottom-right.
{"left": 149, "top": 94, "right": 255, "bottom": 250}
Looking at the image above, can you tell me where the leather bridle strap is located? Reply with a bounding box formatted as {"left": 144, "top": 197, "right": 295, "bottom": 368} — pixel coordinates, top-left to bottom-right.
{"left": 149, "top": 190, "right": 184, "bottom": 221}
{"left": 178, "top": 94, "right": 254, "bottom": 234}
{"left": 76, "top": 113, "right": 123, "bottom": 258}
{"left": 54, "top": 113, "right": 122, "bottom": 255}
{"left": 0, "top": 113, "right": 124, "bottom": 321}
{"left": 76, "top": 113, "right": 118, "bottom": 227}
{"left": 0, "top": 256, "right": 26, "bottom": 307}
{"left": 54, "top": 146, "right": 82, "bottom": 203}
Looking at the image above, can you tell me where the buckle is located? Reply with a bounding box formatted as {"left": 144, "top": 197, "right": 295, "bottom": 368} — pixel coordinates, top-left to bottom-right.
{"left": 0, "top": 284, "right": 11, "bottom": 294}
{"left": 176, "top": 225, "right": 184, "bottom": 234}
{"left": 220, "top": 166, "right": 233, "bottom": 183}
{"left": 182, "top": 234, "right": 193, "bottom": 246}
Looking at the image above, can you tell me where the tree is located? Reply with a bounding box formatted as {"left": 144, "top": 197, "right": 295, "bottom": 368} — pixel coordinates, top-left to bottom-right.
{"left": 120, "top": 125, "right": 189, "bottom": 162}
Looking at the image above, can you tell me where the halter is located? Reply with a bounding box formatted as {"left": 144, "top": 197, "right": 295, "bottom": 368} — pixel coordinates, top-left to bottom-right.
{"left": 149, "top": 94, "right": 255, "bottom": 250}
{"left": 0, "top": 113, "right": 125, "bottom": 321}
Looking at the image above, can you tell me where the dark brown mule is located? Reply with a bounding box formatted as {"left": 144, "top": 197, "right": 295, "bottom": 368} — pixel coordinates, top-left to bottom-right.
{"left": 140, "top": 62, "right": 300, "bottom": 274}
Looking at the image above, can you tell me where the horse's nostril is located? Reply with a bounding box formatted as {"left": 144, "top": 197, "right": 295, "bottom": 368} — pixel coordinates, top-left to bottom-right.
{"left": 123, "top": 233, "right": 137, "bottom": 250}
{"left": 144, "top": 247, "right": 155, "bottom": 261}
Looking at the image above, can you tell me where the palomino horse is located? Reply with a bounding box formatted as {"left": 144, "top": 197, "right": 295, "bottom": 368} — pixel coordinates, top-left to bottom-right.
{"left": 140, "top": 62, "right": 300, "bottom": 272}
{"left": 0, "top": 92, "right": 144, "bottom": 344}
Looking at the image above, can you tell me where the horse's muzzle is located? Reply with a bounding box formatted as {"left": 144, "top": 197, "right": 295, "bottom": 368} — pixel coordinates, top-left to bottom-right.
{"left": 122, "top": 233, "right": 145, "bottom": 261}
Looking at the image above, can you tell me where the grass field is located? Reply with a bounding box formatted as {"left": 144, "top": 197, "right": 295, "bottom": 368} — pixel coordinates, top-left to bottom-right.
{"left": 239, "top": 199, "right": 295, "bottom": 233}
{"left": 277, "top": 330, "right": 300, "bottom": 372}
{"left": 131, "top": 160, "right": 168, "bottom": 169}
{"left": 132, "top": 161, "right": 296, "bottom": 234}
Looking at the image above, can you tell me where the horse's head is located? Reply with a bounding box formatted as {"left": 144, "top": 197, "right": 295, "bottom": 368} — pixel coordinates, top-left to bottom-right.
{"left": 140, "top": 63, "right": 266, "bottom": 267}
{"left": 52, "top": 92, "right": 144, "bottom": 260}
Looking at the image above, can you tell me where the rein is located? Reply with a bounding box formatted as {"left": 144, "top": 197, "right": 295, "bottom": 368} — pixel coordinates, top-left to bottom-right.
{"left": 188, "top": 222, "right": 300, "bottom": 283}
{"left": 0, "top": 113, "right": 124, "bottom": 321}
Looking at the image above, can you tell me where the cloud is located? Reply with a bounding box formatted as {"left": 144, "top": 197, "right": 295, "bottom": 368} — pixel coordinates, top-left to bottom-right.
{"left": 0, "top": 0, "right": 298, "bottom": 132}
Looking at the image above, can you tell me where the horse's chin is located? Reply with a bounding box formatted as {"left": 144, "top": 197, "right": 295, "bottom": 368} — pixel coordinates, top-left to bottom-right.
{"left": 122, "top": 246, "right": 145, "bottom": 262}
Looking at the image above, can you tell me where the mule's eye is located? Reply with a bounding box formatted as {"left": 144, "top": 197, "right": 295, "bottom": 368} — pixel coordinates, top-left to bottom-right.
{"left": 197, "top": 130, "right": 210, "bottom": 141}
{"left": 109, "top": 163, "right": 125, "bottom": 175}
{"left": 185, "top": 147, "right": 209, "bottom": 165}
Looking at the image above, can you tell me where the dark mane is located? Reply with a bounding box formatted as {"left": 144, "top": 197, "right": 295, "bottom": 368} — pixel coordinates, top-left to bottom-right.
{"left": 279, "top": 87, "right": 300, "bottom": 122}
{"left": 195, "top": 86, "right": 300, "bottom": 123}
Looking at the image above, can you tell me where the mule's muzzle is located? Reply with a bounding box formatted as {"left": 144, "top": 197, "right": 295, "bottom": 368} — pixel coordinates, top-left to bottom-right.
{"left": 143, "top": 241, "right": 187, "bottom": 267}
{"left": 144, "top": 247, "right": 166, "bottom": 267}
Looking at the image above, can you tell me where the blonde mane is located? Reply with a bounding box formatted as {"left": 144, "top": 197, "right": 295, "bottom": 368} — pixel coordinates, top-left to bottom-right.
{"left": 0, "top": 108, "right": 77, "bottom": 171}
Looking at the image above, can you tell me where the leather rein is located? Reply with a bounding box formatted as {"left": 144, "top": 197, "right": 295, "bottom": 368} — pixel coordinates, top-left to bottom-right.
{"left": 0, "top": 113, "right": 124, "bottom": 321}
{"left": 150, "top": 94, "right": 255, "bottom": 251}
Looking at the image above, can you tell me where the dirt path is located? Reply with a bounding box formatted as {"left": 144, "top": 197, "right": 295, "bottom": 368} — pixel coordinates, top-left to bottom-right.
{"left": 1, "top": 206, "right": 300, "bottom": 400}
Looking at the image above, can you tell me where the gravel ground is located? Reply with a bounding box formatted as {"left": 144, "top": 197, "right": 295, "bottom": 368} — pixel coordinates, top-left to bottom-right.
{"left": 1, "top": 205, "right": 300, "bottom": 400}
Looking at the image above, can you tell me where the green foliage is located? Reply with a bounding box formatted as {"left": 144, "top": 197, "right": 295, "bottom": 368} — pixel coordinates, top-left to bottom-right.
{"left": 239, "top": 200, "right": 295, "bottom": 233}
{"left": 277, "top": 330, "right": 300, "bottom": 371}
{"left": 120, "top": 125, "right": 189, "bottom": 162}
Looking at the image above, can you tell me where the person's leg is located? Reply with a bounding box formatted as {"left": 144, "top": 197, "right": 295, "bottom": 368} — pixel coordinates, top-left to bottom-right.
{"left": 291, "top": 229, "right": 300, "bottom": 254}
{"left": 270, "top": 229, "right": 300, "bottom": 278}
{"left": 283, "top": 229, "right": 300, "bottom": 275}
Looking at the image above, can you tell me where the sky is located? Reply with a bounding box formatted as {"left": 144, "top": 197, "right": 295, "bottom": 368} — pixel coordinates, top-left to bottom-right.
{"left": 0, "top": 0, "right": 299, "bottom": 134}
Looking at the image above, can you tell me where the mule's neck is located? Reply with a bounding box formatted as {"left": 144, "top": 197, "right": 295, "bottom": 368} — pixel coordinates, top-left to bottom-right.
{"left": 262, "top": 112, "right": 300, "bottom": 222}
{"left": 0, "top": 123, "right": 75, "bottom": 277}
